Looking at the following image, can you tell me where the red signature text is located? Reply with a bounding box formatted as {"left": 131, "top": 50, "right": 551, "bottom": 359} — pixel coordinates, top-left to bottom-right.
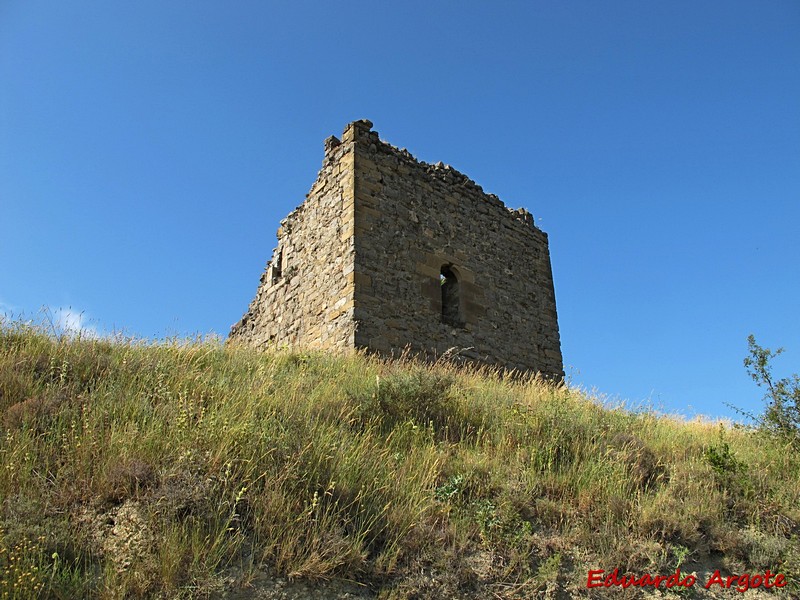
{"left": 587, "top": 568, "right": 786, "bottom": 592}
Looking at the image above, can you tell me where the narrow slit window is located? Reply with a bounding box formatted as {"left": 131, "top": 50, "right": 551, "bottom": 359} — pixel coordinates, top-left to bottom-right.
{"left": 271, "top": 248, "right": 283, "bottom": 284}
{"left": 440, "top": 266, "right": 462, "bottom": 326}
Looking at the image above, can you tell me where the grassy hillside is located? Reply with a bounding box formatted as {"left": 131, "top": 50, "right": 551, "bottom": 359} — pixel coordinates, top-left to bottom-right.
{"left": 1, "top": 323, "right": 798, "bottom": 598}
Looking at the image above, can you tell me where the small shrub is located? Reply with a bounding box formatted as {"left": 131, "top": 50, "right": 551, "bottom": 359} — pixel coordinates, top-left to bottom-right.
{"left": 703, "top": 427, "right": 754, "bottom": 504}
{"left": 535, "top": 552, "right": 562, "bottom": 587}
{"left": 435, "top": 474, "right": 465, "bottom": 504}
{"left": 744, "top": 335, "right": 800, "bottom": 445}
{"left": 737, "top": 527, "right": 789, "bottom": 570}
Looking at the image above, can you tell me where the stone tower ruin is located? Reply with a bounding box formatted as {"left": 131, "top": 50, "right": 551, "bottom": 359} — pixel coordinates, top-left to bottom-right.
{"left": 230, "top": 120, "right": 563, "bottom": 378}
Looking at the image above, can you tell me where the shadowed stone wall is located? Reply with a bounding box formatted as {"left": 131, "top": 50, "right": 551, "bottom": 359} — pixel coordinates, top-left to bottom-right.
{"left": 231, "top": 120, "right": 563, "bottom": 378}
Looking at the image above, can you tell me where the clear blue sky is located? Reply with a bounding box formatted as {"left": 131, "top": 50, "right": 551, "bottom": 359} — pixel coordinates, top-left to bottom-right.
{"left": 2, "top": 1, "right": 798, "bottom": 420}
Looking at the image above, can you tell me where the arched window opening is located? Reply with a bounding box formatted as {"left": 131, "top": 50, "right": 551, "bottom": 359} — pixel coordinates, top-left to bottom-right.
{"left": 440, "top": 266, "right": 462, "bottom": 327}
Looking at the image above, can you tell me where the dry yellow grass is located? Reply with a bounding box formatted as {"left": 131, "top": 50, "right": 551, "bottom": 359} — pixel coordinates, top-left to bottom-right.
{"left": 1, "top": 322, "right": 798, "bottom": 598}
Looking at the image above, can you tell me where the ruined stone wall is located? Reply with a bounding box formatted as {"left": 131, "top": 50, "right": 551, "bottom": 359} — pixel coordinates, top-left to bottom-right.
{"left": 349, "top": 121, "right": 563, "bottom": 377}
{"left": 229, "top": 132, "right": 357, "bottom": 350}
{"left": 231, "top": 119, "right": 563, "bottom": 378}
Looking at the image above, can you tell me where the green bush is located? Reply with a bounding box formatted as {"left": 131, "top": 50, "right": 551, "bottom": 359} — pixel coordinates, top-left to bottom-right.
{"left": 744, "top": 335, "right": 800, "bottom": 446}
{"left": 703, "top": 426, "right": 754, "bottom": 506}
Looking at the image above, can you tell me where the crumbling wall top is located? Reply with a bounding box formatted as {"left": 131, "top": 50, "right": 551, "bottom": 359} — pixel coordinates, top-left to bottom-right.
{"left": 341, "top": 119, "right": 541, "bottom": 232}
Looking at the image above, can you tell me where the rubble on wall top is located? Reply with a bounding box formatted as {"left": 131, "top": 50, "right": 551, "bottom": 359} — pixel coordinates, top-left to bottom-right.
{"left": 508, "top": 207, "right": 535, "bottom": 227}
{"left": 324, "top": 135, "right": 341, "bottom": 151}
{"left": 344, "top": 119, "right": 540, "bottom": 231}
{"left": 351, "top": 119, "right": 374, "bottom": 130}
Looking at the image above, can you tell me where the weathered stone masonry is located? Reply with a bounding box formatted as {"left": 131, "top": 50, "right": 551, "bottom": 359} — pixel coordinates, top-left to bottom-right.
{"left": 230, "top": 120, "right": 563, "bottom": 378}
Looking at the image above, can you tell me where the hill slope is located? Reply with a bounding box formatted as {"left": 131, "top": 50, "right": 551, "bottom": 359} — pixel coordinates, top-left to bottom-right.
{"left": 1, "top": 324, "right": 798, "bottom": 598}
